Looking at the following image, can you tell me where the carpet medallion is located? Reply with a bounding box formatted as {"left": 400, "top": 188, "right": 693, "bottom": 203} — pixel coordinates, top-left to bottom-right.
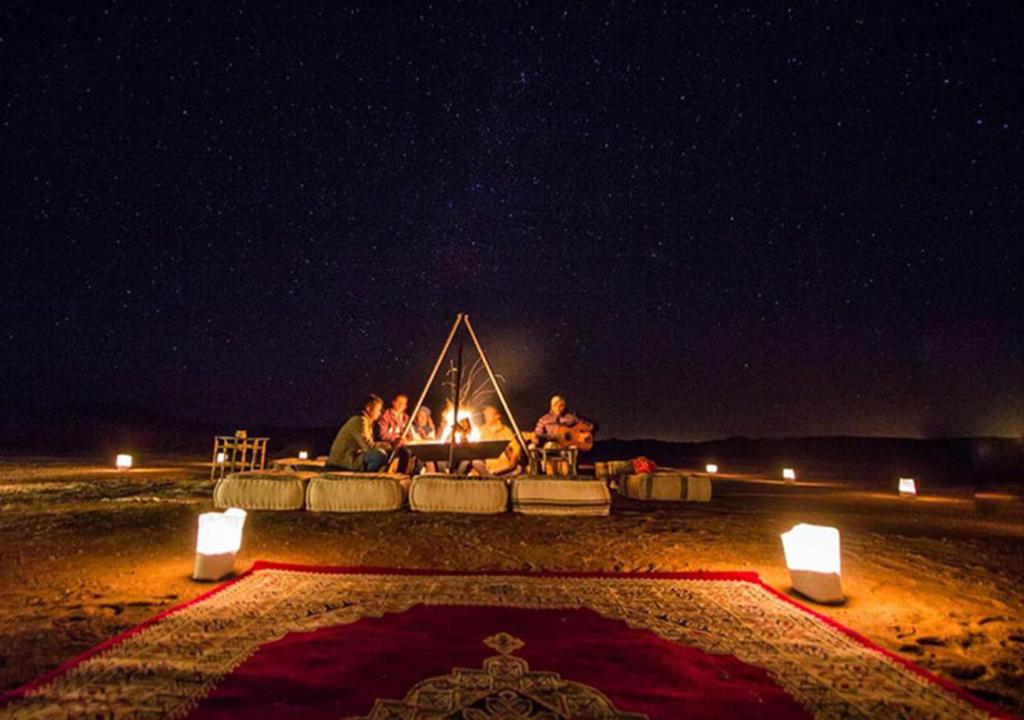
{"left": 0, "top": 563, "right": 1006, "bottom": 719}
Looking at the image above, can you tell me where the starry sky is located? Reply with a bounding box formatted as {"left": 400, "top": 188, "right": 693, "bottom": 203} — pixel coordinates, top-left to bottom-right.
{"left": 2, "top": 2, "right": 1022, "bottom": 440}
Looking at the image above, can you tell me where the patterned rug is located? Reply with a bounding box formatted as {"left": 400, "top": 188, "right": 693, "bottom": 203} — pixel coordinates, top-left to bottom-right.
{"left": 1, "top": 563, "right": 1007, "bottom": 719}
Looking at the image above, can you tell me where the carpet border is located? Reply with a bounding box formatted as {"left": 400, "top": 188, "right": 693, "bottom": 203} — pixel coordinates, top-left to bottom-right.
{"left": 0, "top": 561, "right": 1013, "bottom": 719}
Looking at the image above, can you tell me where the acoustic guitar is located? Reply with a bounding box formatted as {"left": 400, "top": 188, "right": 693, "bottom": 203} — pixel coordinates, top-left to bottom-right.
{"left": 545, "top": 421, "right": 595, "bottom": 452}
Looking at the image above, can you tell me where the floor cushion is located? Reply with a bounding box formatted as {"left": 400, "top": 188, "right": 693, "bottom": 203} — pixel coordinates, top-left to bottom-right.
{"left": 408, "top": 475, "right": 508, "bottom": 514}
{"left": 213, "top": 471, "right": 311, "bottom": 510}
{"left": 618, "top": 472, "right": 713, "bottom": 502}
{"left": 594, "top": 460, "right": 634, "bottom": 478}
{"left": 510, "top": 477, "right": 611, "bottom": 516}
{"left": 306, "top": 472, "right": 410, "bottom": 512}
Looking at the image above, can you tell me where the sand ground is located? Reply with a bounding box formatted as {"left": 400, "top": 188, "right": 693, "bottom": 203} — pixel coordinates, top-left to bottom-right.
{"left": 0, "top": 455, "right": 1022, "bottom": 716}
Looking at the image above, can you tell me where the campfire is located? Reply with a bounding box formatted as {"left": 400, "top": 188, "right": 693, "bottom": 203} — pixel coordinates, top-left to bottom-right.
{"left": 437, "top": 406, "right": 481, "bottom": 444}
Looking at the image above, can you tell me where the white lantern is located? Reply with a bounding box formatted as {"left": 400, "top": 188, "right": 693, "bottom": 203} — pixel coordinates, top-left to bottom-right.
{"left": 215, "top": 451, "right": 226, "bottom": 464}
{"left": 898, "top": 477, "right": 917, "bottom": 497}
{"left": 705, "top": 463, "right": 718, "bottom": 474}
{"left": 782, "top": 467, "right": 796, "bottom": 482}
{"left": 115, "top": 454, "right": 133, "bottom": 471}
{"left": 193, "top": 508, "right": 246, "bottom": 581}
{"left": 298, "top": 450, "right": 309, "bottom": 460}
{"left": 780, "top": 523, "right": 843, "bottom": 603}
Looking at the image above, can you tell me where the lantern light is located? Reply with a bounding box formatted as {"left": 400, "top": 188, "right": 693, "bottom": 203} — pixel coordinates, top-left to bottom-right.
{"left": 215, "top": 451, "right": 226, "bottom": 464}
{"left": 115, "top": 454, "right": 133, "bottom": 471}
{"left": 780, "top": 523, "right": 844, "bottom": 604}
{"left": 298, "top": 450, "right": 309, "bottom": 460}
{"left": 782, "top": 467, "right": 796, "bottom": 482}
{"left": 898, "top": 477, "right": 917, "bottom": 497}
{"left": 193, "top": 508, "right": 246, "bottom": 581}
{"left": 705, "top": 463, "right": 718, "bottom": 474}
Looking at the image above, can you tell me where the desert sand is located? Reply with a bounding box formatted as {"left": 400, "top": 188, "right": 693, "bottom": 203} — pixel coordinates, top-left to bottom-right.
{"left": 0, "top": 455, "right": 1021, "bottom": 716}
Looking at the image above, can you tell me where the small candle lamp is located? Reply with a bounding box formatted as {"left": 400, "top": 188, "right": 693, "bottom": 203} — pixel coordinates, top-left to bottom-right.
{"left": 115, "top": 454, "right": 133, "bottom": 471}
{"left": 193, "top": 508, "right": 247, "bottom": 581}
{"left": 782, "top": 467, "right": 796, "bottom": 482}
{"left": 215, "top": 451, "right": 226, "bottom": 464}
{"left": 898, "top": 477, "right": 917, "bottom": 497}
{"left": 780, "top": 523, "right": 844, "bottom": 604}
{"left": 705, "top": 463, "right": 718, "bottom": 474}
{"left": 298, "top": 450, "right": 309, "bottom": 460}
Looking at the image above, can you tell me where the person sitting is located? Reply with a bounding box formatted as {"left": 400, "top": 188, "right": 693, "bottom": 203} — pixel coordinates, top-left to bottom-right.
{"left": 325, "top": 394, "right": 391, "bottom": 472}
{"left": 471, "top": 405, "right": 520, "bottom": 476}
{"left": 375, "top": 393, "right": 419, "bottom": 473}
{"left": 410, "top": 406, "right": 437, "bottom": 473}
{"left": 533, "top": 394, "right": 592, "bottom": 445}
{"left": 376, "top": 393, "right": 410, "bottom": 445}
{"left": 410, "top": 406, "right": 436, "bottom": 442}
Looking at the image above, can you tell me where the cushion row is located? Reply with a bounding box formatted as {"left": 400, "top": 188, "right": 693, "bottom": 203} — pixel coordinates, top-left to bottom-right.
{"left": 213, "top": 471, "right": 619, "bottom": 515}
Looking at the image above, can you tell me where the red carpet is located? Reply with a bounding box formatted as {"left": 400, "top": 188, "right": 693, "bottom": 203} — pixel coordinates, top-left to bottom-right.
{"left": 1, "top": 563, "right": 1008, "bottom": 719}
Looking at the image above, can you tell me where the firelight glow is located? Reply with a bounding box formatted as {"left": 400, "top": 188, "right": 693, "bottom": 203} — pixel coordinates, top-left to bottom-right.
{"left": 115, "top": 454, "right": 133, "bottom": 471}
{"left": 438, "top": 407, "right": 482, "bottom": 443}
{"left": 705, "top": 463, "right": 718, "bottom": 474}
{"left": 898, "top": 477, "right": 917, "bottom": 496}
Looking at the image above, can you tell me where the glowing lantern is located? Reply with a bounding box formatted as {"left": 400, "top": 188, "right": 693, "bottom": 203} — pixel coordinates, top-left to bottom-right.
{"left": 782, "top": 467, "right": 796, "bottom": 482}
{"left": 115, "top": 454, "right": 133, "bottom": 471}
{"left": 298, "top": 450, "right": 309, "bottom": 460}
{"left": 705, "top": 463, "right": 718, "bottom": 474}
{"left": 215, "top": 451, "right": 226, "bottom": 464}
{"left": 193, "top": 508, "right": 246, "bottom": 581}
{"left": 780, "top": 523, "right": 843, "bottom": 604}
{"left": 898, "top": 477, "right": 917, "bottom": 497}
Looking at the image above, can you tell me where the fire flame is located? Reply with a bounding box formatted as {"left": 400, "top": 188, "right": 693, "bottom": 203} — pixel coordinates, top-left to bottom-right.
{"left": 439, "top": 407, "right": 481, "bottom": 443}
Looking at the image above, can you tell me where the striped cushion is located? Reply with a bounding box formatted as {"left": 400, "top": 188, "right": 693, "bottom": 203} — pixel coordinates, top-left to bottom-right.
{"left": 595, "top": 460, "right": 634, "bottom": 477}
{"left": 408, "top": 475, "right": 508, "bottom": 514}
{"left": 619, "top": 472, "right": 712, "bottom": 502}
{"left": 306, "top": 472, "right": 410, "bottom": 512}
{"left": 510, "top": 477, "right": 611, "bottom": 516}
{"left": 213, "top": 471, "right": 311, "bottom": 510}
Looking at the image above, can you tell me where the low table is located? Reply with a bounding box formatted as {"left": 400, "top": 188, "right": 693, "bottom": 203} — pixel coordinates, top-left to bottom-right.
{"left": 271, "top": 456, "right": 327, "bottom": 473}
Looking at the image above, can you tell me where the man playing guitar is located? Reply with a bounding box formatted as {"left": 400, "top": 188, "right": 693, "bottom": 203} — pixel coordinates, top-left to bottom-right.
{"left": 532, "top": 394, "right": 595, "bottom": 452}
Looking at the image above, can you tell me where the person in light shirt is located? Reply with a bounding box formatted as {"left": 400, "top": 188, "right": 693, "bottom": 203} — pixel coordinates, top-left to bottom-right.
{"left": 410, "top": 406, "right": 436, "bottom": 441}
{"left": 471, "top": 405, "right": 520, "bottom": 476}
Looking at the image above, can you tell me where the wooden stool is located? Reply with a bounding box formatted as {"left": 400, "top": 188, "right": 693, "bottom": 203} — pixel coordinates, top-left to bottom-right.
{"left": 528, "top": 446, "right": 579, "bottom": 477}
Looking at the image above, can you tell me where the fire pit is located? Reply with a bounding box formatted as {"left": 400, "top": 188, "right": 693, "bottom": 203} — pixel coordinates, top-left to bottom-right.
{"left": 407, "top": 439, "right": 511, "bottom": 464}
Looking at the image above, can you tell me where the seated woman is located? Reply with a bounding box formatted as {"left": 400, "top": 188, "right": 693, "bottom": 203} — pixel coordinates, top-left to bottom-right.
{"left": 325, "top": 394, "right": 392, "bottom": 472}
{"left": 376, "top": 393, "right": 417, "bottom": 473}
{"left": 410, "top": 406, "right": 436, "bottom": 442}
{"left": 409, "top": 406, "right": 437, "bottom": 473}
{"left": 470, "top": 405, "right": 521, "bottom": 477}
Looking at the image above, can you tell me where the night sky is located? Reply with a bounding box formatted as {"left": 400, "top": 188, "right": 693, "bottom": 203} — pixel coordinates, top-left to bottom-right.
{"left": 2, "top": 2, "right": 1022, "bottom": 440}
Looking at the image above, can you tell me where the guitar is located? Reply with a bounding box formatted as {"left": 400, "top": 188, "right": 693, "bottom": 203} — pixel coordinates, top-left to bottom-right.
{"left": 545, "top": 421, "right": 595, "bottom": 452}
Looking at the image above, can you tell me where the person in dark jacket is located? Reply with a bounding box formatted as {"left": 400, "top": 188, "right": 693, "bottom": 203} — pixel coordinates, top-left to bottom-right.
{"left": 326, "top": 394, "right": 391, "bottom": 471}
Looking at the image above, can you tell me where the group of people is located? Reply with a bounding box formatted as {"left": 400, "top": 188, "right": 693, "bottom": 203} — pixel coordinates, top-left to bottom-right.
{"left": 325, "top": 392, "right": 591, "bottom": 476}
